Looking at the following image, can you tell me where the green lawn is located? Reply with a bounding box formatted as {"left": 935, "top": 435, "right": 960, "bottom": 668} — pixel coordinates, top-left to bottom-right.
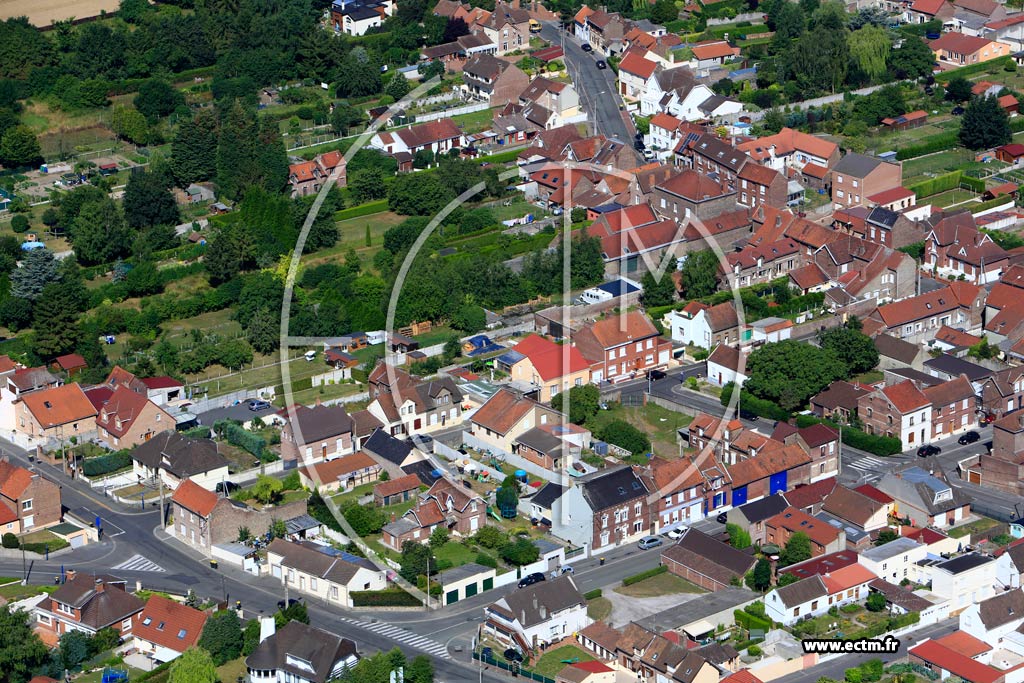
{"left": 532, "top": 646, "right": 596, "bottom": 678}
{"left": 901, "top": 149, "right": 977, "bottom": 184}
{"left": 451, "top": 106, "right": 497, "bottom": 134}
{"left": 586, "top": 402, "right": 692, "bottom": 458}
{"left": 949, "top": 516, "right": 1002, "bottom": 539}
{"left": 331, "top": 481, "right": 378, "bottom": 508}
{"left": 216, "top": 656, "right": 249, "bottom": 683}
{"left": 587, "top": 596, "right": 612, "bottom": 621}
{"left": 614, "top": 573, "right": 705, "bottom": 598}
{"left": 434, "top": 540, "right": 480, "bottom": 567}
{"left": 20, "top": 529, "right": 70, "bottom": 552}
{"left": 930, "top": 188, "right": 978, "bottom": 208}
{"left": 0, "top": 580, "right": 57, "bottom": 600}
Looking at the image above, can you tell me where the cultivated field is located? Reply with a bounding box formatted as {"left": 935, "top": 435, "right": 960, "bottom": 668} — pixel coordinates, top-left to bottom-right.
{"left": 0, "top": 0, "right": 119, "bottom": 28}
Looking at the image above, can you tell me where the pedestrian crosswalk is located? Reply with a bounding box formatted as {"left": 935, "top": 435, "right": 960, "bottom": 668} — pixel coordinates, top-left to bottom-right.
{"left": 338, "top": 615, "right": 450, "bottom": 659}
{"left": 112, "top": 554, "right": 166, "bottom": 573}
{"left": 844, "top": 455, "right": 891, "bottom": 483}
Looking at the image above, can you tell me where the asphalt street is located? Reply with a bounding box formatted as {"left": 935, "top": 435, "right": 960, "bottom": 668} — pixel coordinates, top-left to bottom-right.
{"left": 537, "top": 22, "right": 633, "bottom": 143}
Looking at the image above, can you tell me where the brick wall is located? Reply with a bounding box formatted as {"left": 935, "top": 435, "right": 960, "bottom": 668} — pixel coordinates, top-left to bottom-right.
{"left": 209, "top": 498, "right": 309, "bottom": 546}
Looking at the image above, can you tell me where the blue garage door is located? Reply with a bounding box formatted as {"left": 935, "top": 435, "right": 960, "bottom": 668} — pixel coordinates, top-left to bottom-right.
{"left": 731, "top": 485, "right": 748, "bottom": 507}
{"left": 770, "top": 471, "right": 787, "bottom": 495}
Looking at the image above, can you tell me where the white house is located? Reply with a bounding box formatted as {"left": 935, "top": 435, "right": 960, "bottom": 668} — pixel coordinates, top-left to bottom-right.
{"left": 706, "top": 344, "right": 747, "bottom": 387}
{"left": 857, "top": 537, "right": 927, "bottom": 585}
{"left": 749, "top": 317, "right": 794, "bottom": 346}
{"left": 648, "top": 112, "right": 684, "bottom": 158}
{"left": 765, "top": 563, "right": 877, "bottom": 626}
{"left": 618, "top": 51, "right": 658, "bottom": 101}
{"left": 368, "top": 118, "right": 464, "bottom": 158}
{"left": 996, "top": 542, "right": 1024, "bottom": 589}
{"left": 483, "top": 575, "right": 591, "bottom": 650}
{"left": 960, "top": 589, "right": 1024, "bottom": 646}
{"left": 926, "top": 554, "right": 998, "bottom": 611}
{"left": 329, "top": 0, "right": 394, "bottom": 36}
{"left": 246, "top": 619, "right": 358, "bottom": 683}
{"left": 639, "top": 66, "right": 718, "bottom": 120}
{"left": 665, "top": 301, "right": 739, "bottom": 349}
{"left": 265, "top": 538, "right": 386, "bottom": 608}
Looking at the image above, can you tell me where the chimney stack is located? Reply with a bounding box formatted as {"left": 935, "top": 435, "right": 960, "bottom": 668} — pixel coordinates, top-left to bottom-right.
{"left": 94, "top": 578, "right": 105, "bottom": 593}
{"left": 259, "top": 616, "right": 276, "bottom": 644}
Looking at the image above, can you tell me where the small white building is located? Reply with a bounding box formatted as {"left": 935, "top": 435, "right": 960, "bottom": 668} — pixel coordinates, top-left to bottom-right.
{"left": 857, "top": 537, "right": 927, "bottom": 585}
{"left": 706, "top": 344, "right": 747, "bottom": 387}
{"left": 996, "top": 543, "right": 1024, "bottom": 589}
{"left": 265, "top": 538, "right": 386, "bottom": 608}
{"left": 926, "top": 553, "right": 997, "bottom": 611}
{"left": 765, "top": 576, "right": 829, "bottom": 626}
{"left": 483, "top": 574, "right": 591, "bottom": 650}
{"left": 960, "top": 589, "right": 1024, "bottom": 646}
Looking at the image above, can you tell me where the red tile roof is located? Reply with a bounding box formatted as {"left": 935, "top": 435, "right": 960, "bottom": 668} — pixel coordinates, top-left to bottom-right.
{"left": 869, "top": 187, "right": 915, "bottom": 205}
{"left": 931, "top": 32, "right": 996, "bottom": 57}
{"left": 140, "top": 376, "right": 183, "bottom": 390}
{"left": 722, "top": 671, "right": 764, "bottom": 683}
{"left": 55, "top": 353, "right": 87, "bottom": 371}
{"left": 854, "top": 484, "right": 893, "bottom": 505}
{"left": 936, "top": 631, "right": 993, "bottom": 659}
{"left": 133, "top": 595, "right": 208, "bottom": 653}
{"left": 579, "top": 311, "right": 660, "bottom": 349}
{"left": 21, "top": 383, "right": 97, "bottom": 428}
{"left": 0, "top": 459, "right": 33, "bottom": 500}
{"left": 691, "top": 40, "right": 739, "bottom": 60}
{"left": 911, "top": 0, "right": 949, "bottom": 15}
{"left": 374, "top": 473, "right": 422, "bottom": 498}
{"left": 570, "top": 661, "right": 614, "bottom": 673}
{"left": 289, "top": 161, "right": 319, "bottom": 182}
{"left": 300, "top": 452, "right": 379, "bottom": 486}
{"left": 649, "top": 113, "right": 682, "bottom": 132}
{"left": 783, "top": 477, "right": 837, "bottom": 510}
{"left": 881, "top": 380, "right": 931, "bottom": 413}
{"left": 909, "top": 639, "right": 1003, "bottom": 683}
{"left": 780, "top": 550, "right": 860, "bottom": 579}
{"left": 767, "top": 506, "right": 843, "bottom": 547}
{"left": 619, "top": 50, "right": 658, "bottom": 78}
{"left": 170, "top": 479, "right": 218, "bottom": 517}
{"left": 821, "top": 563, "right": 877, "bottom": 594}
{"left": 511, "top": 334, "right": 591, "bottom": 382}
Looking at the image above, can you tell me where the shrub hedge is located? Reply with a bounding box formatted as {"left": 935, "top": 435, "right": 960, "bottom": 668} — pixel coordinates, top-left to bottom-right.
{"left": 82, "top": 451, "right": 133, "bottom": 477}
{"left": 960, "top": 175, "right": 985, "bottom": 193}
{"left": 335, "top": 199, "right": 388, "bottom": 221}
{"left": 971, "top": 195, "right": 1016, "bottom": 214}
{"left": 215, "top": 420, "right": 266, "bottom": 461}
{"left": 908, "top": 170, "right": 962, "bottom": 198}
{"left": 584, "top": 588, "right": 603, "bottom": 600}
{"left": 734, "top": 609, "right": 772, "bottom": 632}
{"left": 936, "top": 55, "right": 1012, "bottom": 82}
{"left": 895, "top": 132, "right": 959, "bottom": 160}
{"left": 844, "top": 611, "right": 919, "bottom": 640}
{"left": 622, "top": 565, "right": 667, "bottom": 586}
{"left": 721, "top": 382, "right": 792, "bottom": 421}
{"left": 351, "top": 589, "right": 422, "bottom": 607}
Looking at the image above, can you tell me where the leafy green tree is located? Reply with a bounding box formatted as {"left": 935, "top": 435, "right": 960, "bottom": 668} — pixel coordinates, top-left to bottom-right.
{"left": 649, "top": 0, "right": 679, "bottom": 23}
{"left": 678, "top": 249, "right": 720, "bottom": 298}
{"left": 865, "top": 591, "right": 887, "bottom": 611}
{"left": 778, "top": 572, "right": 799, "bottom": 586}
{"left": 110, "top": 107, "right": 149, "bottom": 144}
{"left": 171, "top": 109, "right": 218, "bottom": 186}
{"left": 413, "top": 148, "right": 435, "bottom": 169}
{"left": 241, "top": 619, "right": 261, "bottom": 656}
{"left": 451, "top": 302, "right": 486, "bottom": 333}
{"left": 350, "top": 168, "right": 388, "bottom": 204}
{"left": 204, "top": 226, "right": 242, "bottom": 285}
{"left": 968, "top": 337, "right": 997, "bottom": 359}
{"left": 848, "top": 25, "right": 890, "bottom": 80}
{"left": 945, "top": 76, "right": 973, "bottom": 103}
{"left": 277, "top": 600, "right": 309, "bottom": 625}
{"left": 0, "top": 125, "right": 41, "bottom": 167}
{"left": 33, "top": 282, "right": 82, "bottom": 359}
{"left": 0, "top": 298, "right": 33, "bottom": 332}
{"left": 780, "top": 531, "right": 812, "bottom": 566}
{"left": 9, "top": 215, "right": 28, "bottom": 233}
{"left": 251, "top": 474, "right": 283, "bottom": 505}
{"left": 473, "top": 525, "right": 508, "bottom": 549}
{"left": 56, "top": 184, "right": 106, "bottom": 235}
{"left": 387, "top": 172, "right": 455, "bottom": 215}
{"left": 500, "top": 537, "right": 540, "bottom": 565}
{"left": 641, "top": 258, "right": 678, "bottom": 307}
{"left": 124, "top": 170, "right": 180, "bottom": 229}
{"left": 72, "top": 198, "right": 131, "bottom": 265}
{"left": 169, "top": 646, "right": 218, "bottom": 683}
{"left": 197, "top": 610, "right": 243, "bottom": 665}
{"left": 385, "top": 73, "right": 411, "bottom": 100}
{"left": 887, "top": 36, "right": 934, "bottom": 79}
{"left": 429, "top": 525, "right": 450, "bottom": 548}
{"left": 342, "top": 504, "right": 386, "bottom": 536}
{"left": 269, "top": 518, "right": 287, "bottom": 539}
{"left": 59, "top": 630, "right": 92, "bottom": 670}
{"left": 960, "top": 94, "right": 1012, "bottom": 150}
{"left": 134, "top": 79, "right": 184, "bottom": 121}
{"left": 246, "top": 306, "right": 280, "bottom": 354}
{"left": 599, "top": 419, "right": 651, "bottom": 456}
{"left": 550, "top": 384, "right": 601, "bottom": 425}
{"left": 124, "top": 260, "right": 161, "bottom": 297}
{"left": 745, "top": 340, "right": 846, "bottom": 412}
{"left": 89, "top": 627, "right": 121, "bottom": 656}
{"left": 216, "top": 99, "right": 260, "bottom": 200}
{"left": 10, "top": 248, "right": 60, "bottom": 300}
{"left": 118, "top": 0, "right": 153, "bottom": 23}
{"left": 748, "top": 558, "right": 773, "bottom": 592}
{"left": 330, "top": 104, "right": 360, "bottom": 135}
{"left": 726, "top": 523, "right": 752, "bottom": 549}
{"left": 335, "top": 51, "right": 382, "bottom": 98}
{"left": 495, "top": 474, "right": 519, "bottom": 514}
{"left": 399, "top": 540, "right": 435, "bottom": 582}
{"left": 0, "top": 607, "right": 48, "bottom": 683}
{"left": 818, "top": 325, "right": 878, "bottom": 375}
{"left": 875, "top": 529, "right": 898, "bottom": 546}
{"left": 406, "top": 654, "right": 435, "bottom": 683}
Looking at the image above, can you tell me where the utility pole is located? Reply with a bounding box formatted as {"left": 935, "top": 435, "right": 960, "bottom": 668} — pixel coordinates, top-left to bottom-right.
{"left": 425, "top": 554, "right": 430, "bottom": 611}
{"left": 159, "top": 478, "right": 166, "bottom": 527}
{"left": 21, "top": 543, "right": 26, "bottom": 585}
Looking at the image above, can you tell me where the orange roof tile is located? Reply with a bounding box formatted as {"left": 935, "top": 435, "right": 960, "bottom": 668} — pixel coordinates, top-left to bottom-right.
{"left": 170, "top": 479, "right": 218, "bottom": 517}
{"left": 21, "top": 383, "right": 97, "bottom": 429}
{"left": 0, "top": 459, "right": 33, "bottom": 500}
{"left": 133, "top": 595, "right": 208, "bottom": 653}
{"left": 881, "top": 380, "right": 931, "bottom": 413}
{"left": 821, "top": 563, "right": 877, "bottom": 594}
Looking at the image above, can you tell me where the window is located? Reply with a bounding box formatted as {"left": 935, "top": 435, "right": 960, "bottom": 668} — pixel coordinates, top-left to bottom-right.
{"left": 21, "top": 499, "right": 31, "bottom": 511}
{"left": 635, "top": 502, "right": 642, "bottom": 516}
{"left": 310, "top": 578, "right": 317, "bottom": 591}
{"left": 177, "top": 629, "right": 187, "bottom": 639}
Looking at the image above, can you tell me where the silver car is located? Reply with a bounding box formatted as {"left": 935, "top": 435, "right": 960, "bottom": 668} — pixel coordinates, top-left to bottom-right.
{"left": 638, "top": 536, "right": 663, "bottom": 550}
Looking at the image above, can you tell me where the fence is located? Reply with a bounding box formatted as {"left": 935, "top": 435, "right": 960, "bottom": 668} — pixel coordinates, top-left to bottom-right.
{"left": 311, "top": 369, "right": 350, "bottom": 387}
{"left": 472, "top": 652, "right": 556, "bottom": 683}
{"left": 706, "top": 13, "right": 764, "bottom": 23}
{"left": 414, "top": 102, "right": 489, "bottom": 123}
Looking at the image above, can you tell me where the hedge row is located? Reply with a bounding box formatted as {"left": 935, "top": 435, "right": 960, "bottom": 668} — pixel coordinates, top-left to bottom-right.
{"left": 794, "top": 415, "right": 902, "bottom": 456}
{"left": 895, "top": 132, "right": 959, "bottom": 160}
{"left": 352, "top": 589, "right": 422, "bottom": 607}
{"left": 734, "top": 609, "right": 772, "bottom": 633}
{"left": 215, "top": 421, "right": 266, "bottom": 461}
{"left": 335, "top": 199, "right": 388, "bottom": 222}
{"left": 623, "top": 565, "right": 668, "bottom": 586}
{"left": 908, "top": 170, "right": 962, "bottom": 199}
{"left": 936, "top": 56, "right": 1012, "bottom": 83}
{"left": 82, "top": 451, "right": 133, "bottom": 477}
{"left": 583, "top": 588, "right": 603, "bottom": 600}
{"left": 960, "top": 175, "right": 985, "bottom": 193}
{"left": 971, "top": 195, "right": 1016, "bottom": 214}
{"left": 844, "top": 611, "right": 919, "bottom": 640}
{"left": 721, "top": 382, "right": 792, "bottom": 422}
{"left": 886, "top": 664, "right": 939, "bottom": 681}
{"left": 1012, "top": 116, "right": 1024, "bottom": 133}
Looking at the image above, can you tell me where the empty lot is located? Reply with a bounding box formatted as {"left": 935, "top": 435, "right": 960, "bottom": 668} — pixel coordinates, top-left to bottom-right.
{"left": 0, "top": 0, "right": 119, "bottom": 27}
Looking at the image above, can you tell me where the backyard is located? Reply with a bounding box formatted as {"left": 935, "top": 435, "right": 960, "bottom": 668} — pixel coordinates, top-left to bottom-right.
{"left": 614, "top": 572, "right": 705, "bottom": 598}
{"left": 587, "top": 401, "right": 692, "bottom": 458}
{"left": 532, "top": 645, "right": 596, "bottom": 678}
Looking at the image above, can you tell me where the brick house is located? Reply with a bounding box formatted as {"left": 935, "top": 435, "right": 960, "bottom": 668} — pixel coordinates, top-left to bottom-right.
{"left": 810, "top": 380, "right": 873, "bottom": 422}
{"left": 980, "top": 366, "right": 1024, "bottom": 420}
{"left": 831, "top": 153, "right": 902, "bottom": 210}
{"left": 481, "top": 1, "right": 531, "bottom": 55}
{"left": 976, "top": 411, "right": 1024, "bottom": 495}
{"left": 512, "top": 423, "right": 588, "bottom": 471}
{"left": 16, "top": 383, "right": 97, "bottom": 445}
{"left": 736, "top": 163, "right": 788, "bottom": 210}
{"left": 858, "top": 380, "right": 933, "bottom": 450}
{"left": 723, "top": 238, "right": 803, "bottom": 289}
{"left": 923, "top": 375, "right": 978, "bottom": 440}
{"left": 369, "top": 119, "right": 463, "bottom": 159}
{"left": 737, "top": 127, "right": 840, "bottom": 173}
{"left": 280, "top": 403, "right": 355, "bottom": 465}
{"left": 460, "top": 53, "right": 529, "bottom": 107}
{"left": 924, "top": 213, "right": 1009, "bottom": 284}
{"left": 380, "top": 478, "right": 485, "bottom": 550}
{"left": 574, "top": 311, "right": 672, "bottom": 383}
{"left": 641, "top": 455, "right": 706, "bottom": 533}
{"left": 652, "top": 170, "right": 737, "bottom": 222}
{"left": 0, "top": 458, "right": 61, "bottom": 533}
{"left": 34, "top": 573, "right": 144, "bottom": 645}
{"left": 660, "top": 528, "right": 756, "bottom": 591}
{"left": 765, "top": 506, "right": 846, "bottom": 557}
{"left": 288, "top": 152, "right": 347, "bottom": 199}
{"left": 95, "top": 385, "right": 174, "bottom": 449}
{"left": 170, "top": 478, "right": 308, "bottom": 553}
{"left": 685, "top": 135, "right": 748, "bottom": 184}
{"left": 503, "top": 333, "right": 591, "bottom": 402}
{"left": 468, "top": 389, "right": 562, "bottom": 455}
{"left": 868, "top": 281, "right": 985, "bottom": 344}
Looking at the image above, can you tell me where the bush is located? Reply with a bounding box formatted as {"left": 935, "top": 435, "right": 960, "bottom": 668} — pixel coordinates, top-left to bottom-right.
{"left": 744, "top": 601, "right": 766, "bottom": 617}
{"left": 846, "top": 669, "right": 863, "bottom": 683}
{"left": 794, "top": 415, "right": 901, "bottom": 456}
{"left": 351, "top": 589, "right": 422, "bottom": 607}
{"left": 622, "top": 565, "right": 667, "bottom": 586}
{"left": 583, "top": 588, "right": 603, "bottom": 600}
{"left": 734, "top": 609, "right": 772, "bottom": 632}
{"left": 894, "top": 131, "right": 959, "bottom": 160}
{"left": 721, "top": 382, "right": 791, "bottom": 421}
{"left": 82, "top": 451, "right": 133, "bottom": 477}
{"left": 475, "top": 552, "right": 497, "bottom": 568}
{"left": 840, "top": 603, "right": 861, "bottom": 614}
{"left": 1, "top": 533, "right": 17, "bottom": 548}
{"left": 907, "top": 170, "right": 961, "bottom": 198}
{"left": 748, "top": 645, "right": 762, "bottom": 657}
{"left": 10, "top": 215, "right": 29, "bottom": 233}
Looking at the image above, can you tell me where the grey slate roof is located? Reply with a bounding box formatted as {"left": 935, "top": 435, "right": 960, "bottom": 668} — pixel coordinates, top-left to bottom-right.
{"left": 530, "top": 482, "right": 564, "bottom": 509}
{"left": 933, "top": 553, "right": 994, "bottom": 575}
{"left": 245, "top": 621, "right": 357, "bottom": 683}
{"left": 489, "top": 574, "right": 585, "bottom": 627}
{"left": 579, "top": 465, "right": 647, "bottom": 511}
{"left": 131, "top": 432, "right": 228, "bottom": 478}
{"left": 286, "top": 404, "right": 354, "bottom": 444}
{"left": 978, "top": 589, "right": 1024, "bottom": 629}
{"left": 833, "top": 152, "right": 885, "bottom": 178}
{"left": 924, "top": 353, "right": 993, "bottom": 382}
{"left": 735, "top": 494, "right": 789, "bottom": 525}
{"left": 875, "top": 468, "right": 971, "bottom": 516}
{"left": 874, "top": 335, "right": 921, "bottom": 364}
{"left": 774, "top": 575, "right": 828, "bottom": 608}
{"left": 364, "top": 428, "right": 413, "bottom": 466}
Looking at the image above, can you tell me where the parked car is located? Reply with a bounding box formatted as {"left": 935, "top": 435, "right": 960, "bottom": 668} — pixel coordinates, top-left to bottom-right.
{"left": 596, "top": 60, "right": 607, "bottom": 69}
{"left": 581, "top": 43, "right": 593, "bottom": 52}
{"left": 716, "top": 512, "right": 728, "bottom": 524}
{"left": 638, "top": 536, "right": 663, "bottom": 550}
{"left": 518, "top": 572, "right": 546, "bottom": 588}
{"left": 917, "top": 444, "right": 941, "bottom": 457}
{"left": 958, "top": 430, "right": 980, "bottom": 445}
{"left": 551, "top": 565, "right": 574, "bottom": 577}
{"left": 646, "top": 369, "right": 667, "bottom": 381}
{"left": 504, "top": 649, "right": 524, "bottom": 663}
{"left": 739, "top": 409, "right": 760, "bottom": 422}
{"left": 216, "top": 481, "right": 240, "bottom": 494}
{"left": 247, "top": 399, "right": 272, "bottom": 411}
{"left": 666, "top": 527, "right": 684, "bottom": 540}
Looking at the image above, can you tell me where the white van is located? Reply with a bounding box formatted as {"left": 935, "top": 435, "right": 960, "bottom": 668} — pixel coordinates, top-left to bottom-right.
{"left": 304, "top": 350, "right": 316, "bottom": 361}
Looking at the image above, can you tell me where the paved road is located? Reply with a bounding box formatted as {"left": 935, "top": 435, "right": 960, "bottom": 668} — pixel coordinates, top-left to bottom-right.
{"left": 775, "top": 620, "right": 958, "bottom": 683}
{"left": 538, "top": 22, "right": 633, "bottom": 143}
